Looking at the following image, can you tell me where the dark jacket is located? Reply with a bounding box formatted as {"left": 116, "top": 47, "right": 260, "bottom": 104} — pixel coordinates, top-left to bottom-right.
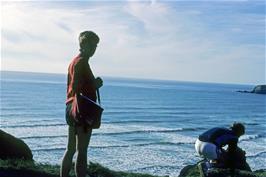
{"left": 199, "top": 127, "right": 238, "bottom": 147}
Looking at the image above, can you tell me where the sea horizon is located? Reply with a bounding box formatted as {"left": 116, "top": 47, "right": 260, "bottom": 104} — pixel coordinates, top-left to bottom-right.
{"left": 0, "top": 70, "right": 258, "bottom": 87}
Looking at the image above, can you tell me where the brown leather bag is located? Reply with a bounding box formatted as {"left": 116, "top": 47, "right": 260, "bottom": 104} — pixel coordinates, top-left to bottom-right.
{"left": 75, "top": 89, "right": 103, "bottom": 129}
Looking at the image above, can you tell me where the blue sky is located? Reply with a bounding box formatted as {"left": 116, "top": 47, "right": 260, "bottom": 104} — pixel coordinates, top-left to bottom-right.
{"left": 1, "top": 0, "right": 265, "bottom": 84}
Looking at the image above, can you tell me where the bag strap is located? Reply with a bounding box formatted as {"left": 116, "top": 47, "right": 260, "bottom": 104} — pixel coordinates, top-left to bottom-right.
{"left": 96, "top": 89, "right": 101, "bottom": 105}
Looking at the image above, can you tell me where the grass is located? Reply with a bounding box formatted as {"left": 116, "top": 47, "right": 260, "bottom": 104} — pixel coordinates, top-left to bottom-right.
{"left": 0, "top": 159, "right": 166, "bottom": 177}
{"left": 178, "top": 164, "right": 266, "bottom": 177}
{"left": 0, "top": 159, "right": 265, "bottom": 177}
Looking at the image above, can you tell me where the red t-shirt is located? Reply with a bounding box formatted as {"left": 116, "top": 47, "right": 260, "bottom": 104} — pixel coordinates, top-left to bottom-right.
{"left": 66, "top": 54, "right": 96, "bottom": 105}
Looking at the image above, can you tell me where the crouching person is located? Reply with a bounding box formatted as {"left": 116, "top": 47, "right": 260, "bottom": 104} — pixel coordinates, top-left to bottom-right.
{"left": 195, "top": 122, "right": 245, "bottom": 176}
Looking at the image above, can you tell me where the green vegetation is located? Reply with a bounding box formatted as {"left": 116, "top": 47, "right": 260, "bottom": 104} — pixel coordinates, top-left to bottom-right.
{"left": 178, "top": 164, "right": 266, "bottom": 177}
{"left": 0, "top": 159, "right": 265, "bottom": 177}
{"left": 0, "top": 159, "right": 166, "bottom": 177}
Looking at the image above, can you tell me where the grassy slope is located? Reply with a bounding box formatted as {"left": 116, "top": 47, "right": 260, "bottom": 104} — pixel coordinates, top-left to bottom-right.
{"left": 0, "top": 159, "right": 166, "bottom": 177}
{"left": 0, "top": 159, "right": 265, "bottom": 177}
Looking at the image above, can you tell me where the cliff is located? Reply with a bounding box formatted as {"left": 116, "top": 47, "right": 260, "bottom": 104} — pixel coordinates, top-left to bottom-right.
{"left": 251, "top": 85, "right": 266, "bottom": 94}
{"left": 237, "top": 85, "right": 266, "bottom": 94}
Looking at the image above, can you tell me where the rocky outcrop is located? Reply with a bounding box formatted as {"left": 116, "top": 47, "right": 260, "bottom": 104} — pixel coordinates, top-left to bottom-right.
{"left": 0, "top": 130, "right": 33, "bottom": 160}
{"left": 237, "top": 85, "right": 266, "bottom": 94}
{"left": 251, "top": 85, "right": 266, "bottom": 94}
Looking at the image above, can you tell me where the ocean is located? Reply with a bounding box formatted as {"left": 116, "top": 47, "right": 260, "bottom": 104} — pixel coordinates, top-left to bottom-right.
{"left": 0, "top": 71, "right": 265, "bottom": 177}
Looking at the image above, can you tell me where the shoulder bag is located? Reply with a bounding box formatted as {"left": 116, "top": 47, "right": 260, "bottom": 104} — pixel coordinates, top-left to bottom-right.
{"left": 75, "top": 89, "right": 103, "bottom": 129}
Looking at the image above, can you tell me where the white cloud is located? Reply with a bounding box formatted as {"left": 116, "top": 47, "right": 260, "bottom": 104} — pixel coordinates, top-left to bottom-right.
{"left": 1, "top": 1, "right": 265, "bottom": 84}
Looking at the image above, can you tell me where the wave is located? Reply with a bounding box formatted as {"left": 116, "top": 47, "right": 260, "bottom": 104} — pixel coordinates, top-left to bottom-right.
{"left": 17, "top": 119, "right": 61, "bottom": 124}
{"left": 104, "top": 111, "right": 209, "bottom": 116}
{"left": 31, "top": 141, "right": 193, "bottom": 152}
{"left": 243, "top": 122, "right": 260, "bottom": 126}
{"left": 96, "top": 142, "right": 194, "bottom": 149}
{"left": 94, "top": 127, "right": 202, "bottom": 136}
{"left": 32, "top": 147, "right": 65, "bottom": 152}
{"left": 1, "top": 123, "right": 66, "bottom": 128}
{"left": 20, "top": 135, "right": 67, "bottom": 140}
{"left": 104, "top": 106, "right": 200, "bottom": 111}
{"left": 17, "top": 127, "right": 201, "bottom": 140}
{"left": 247, "top": 151, "right": 266, "bottom": 158}
{"left": 134, "top": 165, "right": 178, "bottom": 171}
{"left": 240, "top": 134, "right": 265, "bottom": 142}
{"left": 104, "top": 120, "right": 182, "bottom": 124}
{"left": 104, "top": 112, "right": 197, "bottom": 116}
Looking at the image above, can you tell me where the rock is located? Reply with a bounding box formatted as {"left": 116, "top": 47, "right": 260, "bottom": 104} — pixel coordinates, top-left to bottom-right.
{"left": 237, "top": 85, "right": 266, "bottom": 94}
{"left": 179, "top": 164, "right": 198, "bottom": 177}
{"left": 236, "top": 90, "right": 251, "bottom": 93}
{"left": 178, "top": 164, "right": 266, "bottom": 177}
{"left": 0, "top": 129, "right": 33, "bottom": 160}
{"left": 251, "top": 85, "right": 266, "bottom": 94}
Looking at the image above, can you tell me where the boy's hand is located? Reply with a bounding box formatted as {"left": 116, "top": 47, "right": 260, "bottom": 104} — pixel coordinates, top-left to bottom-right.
{"left": 95, "top": 77, "right": 103, "bottom": 89}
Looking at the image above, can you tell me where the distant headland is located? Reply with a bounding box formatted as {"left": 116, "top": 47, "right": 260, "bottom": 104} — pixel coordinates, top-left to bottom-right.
{"left": 237, "top": 85, "right": 266, "bottom": 94}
